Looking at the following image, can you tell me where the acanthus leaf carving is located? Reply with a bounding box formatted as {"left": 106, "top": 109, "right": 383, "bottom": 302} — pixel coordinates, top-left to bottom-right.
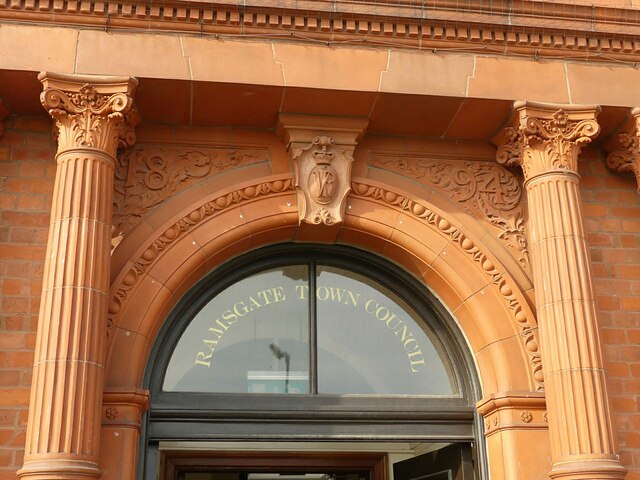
{"left": 112, "top": 147, "right": 265, "bottom": 238}
{"left": 606, "top": 109, "right": 640, "bottom": 193}
{"left": 370, "top": 155, "right": 529, "bottom": 269}
{"left": 497, "top": 106, "right": 600, "bottom": 183}
{"left": 40, "top": 83, "right": 137, "bottom": 158}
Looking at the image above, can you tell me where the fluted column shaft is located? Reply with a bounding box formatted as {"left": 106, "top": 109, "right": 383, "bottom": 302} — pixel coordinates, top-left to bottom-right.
{"left": 19, "top": 73, "right": 137, "bottom": 480}
{"left": 496, "top": 102, "right": 625, "bottom": 480}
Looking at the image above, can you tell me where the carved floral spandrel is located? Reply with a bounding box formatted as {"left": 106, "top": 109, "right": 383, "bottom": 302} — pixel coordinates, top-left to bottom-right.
{"left": 350, "top": 182, "right": 543, "bottom": 390}
{"left": 107, "top": 177, "right": 294, "bottom": 332}
{"left": 370, "top": 154, "right": 530, "bottom": 269}
{"left": 113, "top": 147, "right": 266, "bottom": 237}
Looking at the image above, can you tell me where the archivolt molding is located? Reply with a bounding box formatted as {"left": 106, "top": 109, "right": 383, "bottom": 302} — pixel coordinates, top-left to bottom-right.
{"left": 4, "top": 1, "right": 640, "bottom": 64}
{"left": 113, "top": 146, "right": 268, "bottom": 238}
{"left": 369, "top": 154, "right": 529, "bottom": 269}
{"left": 107, "top": 174, "right": 542, "bottom": 391}
{"left": 107, "top": 177, "right": 294, "bottom": 332}
{"left": 350, "top": 181, "right": 543, "bottom": 391}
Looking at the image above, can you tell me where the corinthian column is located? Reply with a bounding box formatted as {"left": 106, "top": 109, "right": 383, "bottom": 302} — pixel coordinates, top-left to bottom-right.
{"left": 495, "top": 102, "right": 626, "bottom": 480}
{"left": 19, "top": 72, "right": 138, "bottom": 480}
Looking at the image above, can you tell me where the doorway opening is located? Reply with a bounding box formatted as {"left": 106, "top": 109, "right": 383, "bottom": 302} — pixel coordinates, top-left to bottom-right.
{"left": 142, "top": 245, "right": 484, "bottom": 480}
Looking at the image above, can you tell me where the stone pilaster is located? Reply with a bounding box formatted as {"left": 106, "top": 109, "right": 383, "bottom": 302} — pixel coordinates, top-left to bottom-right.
{"left": 495, "top": 102, "right": 626, "bottom": 480}
{"left": 18, "top": 72, "right": 138, "bottom": 480}
{"left": 477, "top": 392, "right": 549, "bottom": 480}
{"left": 606, "top": 107, "right": 640, "bottom": 193}
{"left": 100, "top": 390, "right": 149, "bottom": 480}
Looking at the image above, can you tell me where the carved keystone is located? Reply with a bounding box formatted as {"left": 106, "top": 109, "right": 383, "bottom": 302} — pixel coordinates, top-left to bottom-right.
{"left": 278, "top": 114, "right": 368, "bottom": 226}
{"left": 606, "top": 107, "right": 640, "bottom": 193}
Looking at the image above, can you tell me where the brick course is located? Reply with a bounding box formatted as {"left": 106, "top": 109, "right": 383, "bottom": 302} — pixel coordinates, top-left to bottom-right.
{"left": 581, "top": 150, "right": 640, "bottom": 479}
{"left": 0, "top": 115, "right": 55, "bottom": 477}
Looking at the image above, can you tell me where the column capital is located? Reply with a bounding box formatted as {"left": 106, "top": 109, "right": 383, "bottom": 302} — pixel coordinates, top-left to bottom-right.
{"left": 606, "top": 107, "right": 640, "bottom": 193}
{"left": 495, "top": 101, "right": 601, "bottom": 183}
{"left": 38, "top": 71, "right": 139, "bottom": 158}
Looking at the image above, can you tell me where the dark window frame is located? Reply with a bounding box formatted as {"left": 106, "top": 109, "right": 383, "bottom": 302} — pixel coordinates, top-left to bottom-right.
{"left": 143, "top": 244, "right": 480, "bottom": 444}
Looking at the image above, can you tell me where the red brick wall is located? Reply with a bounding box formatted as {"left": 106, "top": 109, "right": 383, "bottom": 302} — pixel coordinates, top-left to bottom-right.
{"left": 0, "top": 115, "right": 55, "bottom": 480}
{"left": 0, "top": 118, "right": 639, "bottom": 478}
{"left": 581, "top": 150, "right": 640, "bottom": 480}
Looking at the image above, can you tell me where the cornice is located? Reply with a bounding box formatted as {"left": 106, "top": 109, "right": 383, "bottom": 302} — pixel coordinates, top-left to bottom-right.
{"left": 2, "top": 0, "right": 640, "bottom": 64}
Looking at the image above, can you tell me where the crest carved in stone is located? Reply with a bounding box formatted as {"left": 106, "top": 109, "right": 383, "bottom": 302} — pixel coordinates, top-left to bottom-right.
{"left": 113, "top": 147, "right": 265, "bottom": 237}
{"left": 292, "top": 136, "right": 354, "bottom": 226}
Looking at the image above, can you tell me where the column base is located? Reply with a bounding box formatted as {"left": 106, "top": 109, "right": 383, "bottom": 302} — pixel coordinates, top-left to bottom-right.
{"left": 549, "top": 457, "right": 627, "bottom": 480}
{"left": 18, "top": 458, "right": 101, "bottom": 480}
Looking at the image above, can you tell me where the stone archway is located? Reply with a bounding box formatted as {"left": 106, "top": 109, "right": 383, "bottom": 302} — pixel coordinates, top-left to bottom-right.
{"left": 101, "top": 173, "right": 548, "bottom": 480}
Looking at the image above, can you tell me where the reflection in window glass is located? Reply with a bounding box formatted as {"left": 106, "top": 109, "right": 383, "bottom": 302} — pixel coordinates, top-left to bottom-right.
{"left": 316, "top": 267, "right": 456, "bottom": 395}
{"left": 164, "top": 266, "right": 310, "bottom": 393}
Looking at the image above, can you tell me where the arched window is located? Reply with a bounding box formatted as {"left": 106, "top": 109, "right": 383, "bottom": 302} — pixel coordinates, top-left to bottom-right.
{"left": 143, "top": 245, "right": 482, "bottom": 479}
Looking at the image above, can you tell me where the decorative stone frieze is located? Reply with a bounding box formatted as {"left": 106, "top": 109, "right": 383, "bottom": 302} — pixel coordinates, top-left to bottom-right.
{"left": 19, "top": 73, "right": 138, "bottom": 480}
{"left": 369, "top": 154, "right": 529, "bottom": 268}
{"left": 278, "top": 114, "right": 368, "bottom": 227}
{"left": 113, "top": 146, "right": 267, "bottom": 237}
{"left": 494, "top": 101, "right": 625, "bottom": 480}
{"left": 606, "top": 107, "right": 640, "bottom": 193}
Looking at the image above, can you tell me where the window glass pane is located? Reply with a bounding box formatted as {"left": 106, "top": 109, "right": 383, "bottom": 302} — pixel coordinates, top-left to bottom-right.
{"left": 164, "top": 266, "right": 310, "bottom": 393}
{"left": 316, "top": 266, "right": 456, "bottom": 395}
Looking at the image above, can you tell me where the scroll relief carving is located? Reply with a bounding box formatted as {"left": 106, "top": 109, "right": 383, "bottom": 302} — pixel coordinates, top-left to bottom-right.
{"left": 496, "top": 109, "right": 600, "bottom": 181}
{"left": 41, "top": 83, "right": 138, "bottom": 157}
{"left": 113, "top": 147, "right": 266, "bottom": 238}
{"left": 370, "top": 154, "right": 529, "bottom": 269}
{"left": 292, "top": 136, "right": 353, "bottom": 226}
{"left": 350, "top": 182, "right": 543, "bottom": 391}
{"left": 607, "top": 110, "right": 640, "bottom": 193}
